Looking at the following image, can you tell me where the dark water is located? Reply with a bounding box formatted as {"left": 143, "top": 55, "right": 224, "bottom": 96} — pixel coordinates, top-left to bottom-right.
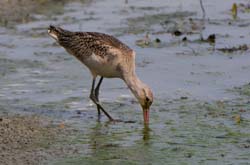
{"left": 0, "top": 0, "right": 250, "bottom": 164}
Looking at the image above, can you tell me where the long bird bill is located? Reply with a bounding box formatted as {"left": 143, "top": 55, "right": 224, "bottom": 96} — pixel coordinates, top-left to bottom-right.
{"left": 143, "top": 109, "right": 149, "bottom": 124}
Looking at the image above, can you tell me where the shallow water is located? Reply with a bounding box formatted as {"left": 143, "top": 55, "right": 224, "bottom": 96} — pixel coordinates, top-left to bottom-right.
{"left": 0, "top": 0, "right": 250, "bottom": 164}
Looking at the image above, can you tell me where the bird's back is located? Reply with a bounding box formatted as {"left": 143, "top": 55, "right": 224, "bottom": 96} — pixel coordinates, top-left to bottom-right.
{"left": 77, "top": 32, "right": 132, "bottom": 54}
{"left": 57, "top": 30, "right": 132, "bottom": 59}
{"left": 48, "top": 26, "right": 135, "bottom": 78}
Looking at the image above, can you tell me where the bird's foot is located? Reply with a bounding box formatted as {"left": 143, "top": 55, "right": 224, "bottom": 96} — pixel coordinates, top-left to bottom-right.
{"left": 108, "top": 119, "right": 136, "bottom": 124}
{"left": 108, "top": 118, "right": 123, "bottom": 123}
{"left": 97, "top": 114, "right": 101, "bottom": 122}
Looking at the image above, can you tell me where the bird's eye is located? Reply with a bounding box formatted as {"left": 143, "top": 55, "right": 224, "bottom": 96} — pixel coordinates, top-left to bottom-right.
{"left": 146, "top": 97, "right": 150, "bottom": 102}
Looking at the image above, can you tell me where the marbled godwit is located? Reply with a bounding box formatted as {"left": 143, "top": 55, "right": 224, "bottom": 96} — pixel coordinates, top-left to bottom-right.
{"left": 48, "top": 25, "right": 153, "bottom": 124}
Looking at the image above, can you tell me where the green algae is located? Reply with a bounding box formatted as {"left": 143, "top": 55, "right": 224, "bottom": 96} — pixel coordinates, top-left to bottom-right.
{"left": 231, "top": 83, "right": 250, "bottom": 97}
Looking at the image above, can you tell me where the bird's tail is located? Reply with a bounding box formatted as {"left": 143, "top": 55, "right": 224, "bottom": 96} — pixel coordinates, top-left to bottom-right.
{"left": 48, "top": 25, "right": 72, "bottom": 38}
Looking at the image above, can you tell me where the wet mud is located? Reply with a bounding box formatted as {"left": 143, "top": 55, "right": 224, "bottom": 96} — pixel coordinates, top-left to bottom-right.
{"left": 0, "top": 115, "right": 84, "bottom": 165}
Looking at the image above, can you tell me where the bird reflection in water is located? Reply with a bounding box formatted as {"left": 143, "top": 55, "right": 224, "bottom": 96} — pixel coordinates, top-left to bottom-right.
{"left": 142, "top": 124, "right": 151, "bottom": 142}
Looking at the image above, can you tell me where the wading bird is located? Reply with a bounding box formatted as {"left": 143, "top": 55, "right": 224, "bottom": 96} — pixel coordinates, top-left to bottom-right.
{"left": 48, "top": 25, "right": 153, "bottom": 124}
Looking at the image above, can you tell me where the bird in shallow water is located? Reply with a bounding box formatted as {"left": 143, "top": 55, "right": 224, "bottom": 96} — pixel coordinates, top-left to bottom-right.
{"left": 47, "top": 25, "right": 153, "bottom": 124}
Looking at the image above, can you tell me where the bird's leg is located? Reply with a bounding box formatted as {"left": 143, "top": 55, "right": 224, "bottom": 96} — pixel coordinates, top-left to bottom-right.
{"left": 94, "top": 76, "right": 104, "bottom": 116}
{"left": 90, "top": 78, "right": 114, "bottom": 121}
{"left": 90, "top": 78, "right": 101, "bottom": 117}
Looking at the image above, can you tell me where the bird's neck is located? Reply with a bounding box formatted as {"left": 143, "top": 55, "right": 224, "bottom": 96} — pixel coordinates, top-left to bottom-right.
{"left": 124, "top": 73, "right": 144, "bottom": 101}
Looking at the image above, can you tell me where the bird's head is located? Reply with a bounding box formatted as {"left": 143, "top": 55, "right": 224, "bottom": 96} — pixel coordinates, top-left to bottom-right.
{"left": 126, "top": 75, "right": 153, "bottom": 124}
{"left": 47, "top": 25, "right": 64, "bottom": 41}
{"left": 137, "top": 84, "right": 153, "bottom": 124}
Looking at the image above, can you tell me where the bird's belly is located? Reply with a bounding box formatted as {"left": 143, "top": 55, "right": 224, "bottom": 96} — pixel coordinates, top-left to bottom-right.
{"left": 84, "top": 54, "right": 121, "bottom": 78}
{"left": 95, "top": 65, "right": 120, "bottom": 78}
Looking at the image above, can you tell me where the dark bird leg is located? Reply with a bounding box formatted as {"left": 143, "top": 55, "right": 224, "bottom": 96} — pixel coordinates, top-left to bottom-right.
{"left": 90, "top": 77, "right": 114, "bottom": 121}
{"left": 94, "top": 76, "right": 104, "bottom": 117}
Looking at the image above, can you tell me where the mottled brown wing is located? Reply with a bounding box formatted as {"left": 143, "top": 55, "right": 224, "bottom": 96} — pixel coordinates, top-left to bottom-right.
{"left": 58, "top": 31, "right": 133, "bottom": 60}
{"left": 85, "top": 32, "right": 132, "bottom": 52}
{"left": 75, "top": 32, "right": 133, "bottom": 55}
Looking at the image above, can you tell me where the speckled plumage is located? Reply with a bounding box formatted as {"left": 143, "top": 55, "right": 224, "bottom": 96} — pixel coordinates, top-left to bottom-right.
{"left": 49, "top": 26, "right": 134, "bottom": 78}
{"left": 64, "top": 32, "right": 131, "bottom": 56}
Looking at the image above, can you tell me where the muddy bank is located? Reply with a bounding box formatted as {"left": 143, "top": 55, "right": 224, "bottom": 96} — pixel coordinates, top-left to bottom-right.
{"left": 0, "top": 115, "right": 82, "bottom": 165}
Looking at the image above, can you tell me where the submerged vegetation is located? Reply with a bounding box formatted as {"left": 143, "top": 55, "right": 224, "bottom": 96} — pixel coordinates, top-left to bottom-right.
{"left": 230, "top": 83, "right": 250, "bottom": 97}
{"left": 0, "top": 0, "right": 90, "bottom": 27}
